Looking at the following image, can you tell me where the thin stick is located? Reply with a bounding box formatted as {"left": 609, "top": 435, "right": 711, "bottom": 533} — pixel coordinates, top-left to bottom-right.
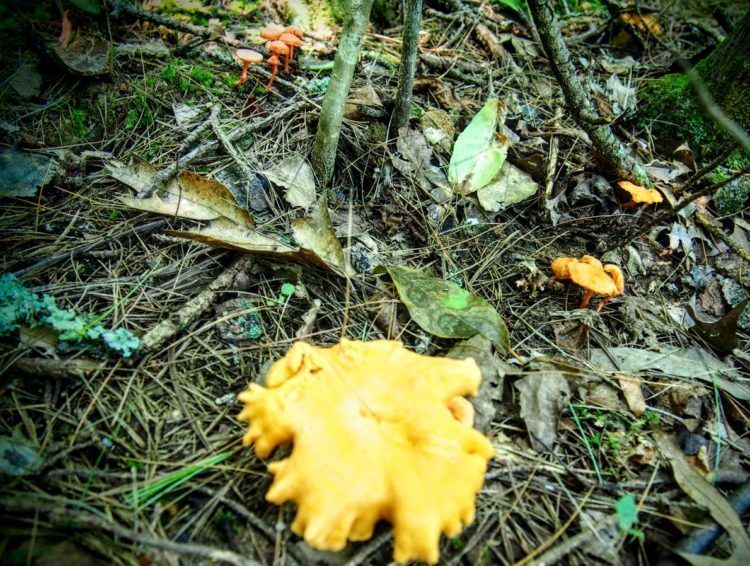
{"left": 390, "top": 0, "right": 423, "bottom": 134}
{"left": 141, "top": 255, "right": 253, "bottom": 352}
{"left": 526, "top": 0, "right": 646, "bottom": 183}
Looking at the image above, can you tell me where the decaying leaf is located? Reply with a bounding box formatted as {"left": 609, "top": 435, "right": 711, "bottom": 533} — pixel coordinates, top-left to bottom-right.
{"left": 343, "top": 85, "right": 384, "bottom": 119}
{"left": 515, "top": 368, "right": 570, "bottom": 451}
{"left": 378, "top": 265, "right": 510, "bottom": 353}
{"left": 449, "top": 98, "right": 510, "bottom": 195}
{"left": 687, "top": 297, "right": 748, "bottom": 353}
{"left": 111, "top": 159, "right": 255, "bottom": 228}
{"left": 295, "top": 299, "right": 321, "bottom": 339}
{"left": 238, "top": 340, "right": 494, "bottom": 564}
{"left": 291, "top": 201, "right": 352, "bottom": 276}
{"left": 392, "top": 127, "right": 452, "bottom": 203}
{"left": 655, "top": 430, "right": 750, "bottom": 565}
{"left": 0, "top": 433, "right": 43, "bottom": 477}
{"left": 9, "top": 64, "right": 43, "bottom": 99}
{"left": 590, "top": 346, "right": 750, "bottom": 401}
{"left": 476, "top": 162, "right": 538, "bottom": 212}
{"left": 53, "top": 34, "right": 112, "bottom": 76}
{"left": 0, "top": 148, "right": 58, "bottom": 197}
{"left": 617, "top": 374, "right": 647, "bottom": 416}
{"left": 263, "top": 156, "right": 317, "bottom": 208}
{"left": 448, "top": 335, "right": 511, "bottom": 433}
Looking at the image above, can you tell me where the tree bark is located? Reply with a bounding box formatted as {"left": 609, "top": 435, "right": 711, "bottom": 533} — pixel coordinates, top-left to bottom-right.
{"left": 526, "top": 0, "right": 647, "bottom": 183}
{"left": 638, "top": 11, "right": 750, "bottom": 162}
{"left": 311, "top": 0, "right": 375, "bottom": 185}
{"left": 390, "top": 0, "right": 423, "bottom": 135}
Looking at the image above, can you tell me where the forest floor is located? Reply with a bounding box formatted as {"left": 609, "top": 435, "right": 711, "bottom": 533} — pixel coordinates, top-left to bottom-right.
{"left": 1, "top": 0, "right": 749, "bottom": 565}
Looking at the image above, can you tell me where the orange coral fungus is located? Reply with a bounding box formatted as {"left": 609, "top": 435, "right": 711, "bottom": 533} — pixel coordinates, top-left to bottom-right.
{"left": 551, "top": 255, "right": 625, "bottom": 310}
{"left": 617, "top": 180, "right": 663, "bottom": 207}
{"left": 238, "top": 339, "right": 494, "bottom": 565}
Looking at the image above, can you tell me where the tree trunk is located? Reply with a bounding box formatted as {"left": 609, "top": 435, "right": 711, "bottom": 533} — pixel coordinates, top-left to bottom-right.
{"left": 639, "top": 11, "right": 750, "bottom": 165}
{"left": 311, "top": 0, "right": 375, "bottom": 185}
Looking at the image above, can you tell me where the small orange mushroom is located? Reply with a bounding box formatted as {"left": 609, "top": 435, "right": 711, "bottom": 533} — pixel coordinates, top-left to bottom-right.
{"left": 267, "top": 41, "right": 289, "bottom": 89}
{"left": 551, "top": 255, "right": 624, "bottom": 311}
{"left": 58, "top": 10, "right": 73, "bottom": 49}
{"left": 234, "top": 49, "right": 263, "bottom": 85}
{"left": 279, "top": 32, "right": 302, "bottom": 72}
{"left": 283, "top": 26, "right": 304, "bottom": 38}
{"left": 265, "top": 54, "right": 281, "bottom": 91}
{"left": 260, "top": 26, "right": 284, "bottom": 41}
{"left": 616, "top": 180, "right": 663, "bottom": 208}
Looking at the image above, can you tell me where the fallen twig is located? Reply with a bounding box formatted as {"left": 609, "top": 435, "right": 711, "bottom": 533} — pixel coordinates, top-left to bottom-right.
{"left": 527, "top": 0, "right": 647, "bottom": 183}
{"left": 141, "top": 255, "right": 253, "bottom": 352}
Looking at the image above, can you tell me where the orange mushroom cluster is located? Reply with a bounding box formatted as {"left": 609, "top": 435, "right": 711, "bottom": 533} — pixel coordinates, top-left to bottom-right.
{"left": 616, "top": 180, "right": 663, "bottom": 208}
{"left": 551, "top": 255, "right": 625, "bottom": 311}
{"left": 233, "top": 25, "right": 304, "bottom": 91}
{"left": 238, "top": 339, "right": 494, "bottom": 564}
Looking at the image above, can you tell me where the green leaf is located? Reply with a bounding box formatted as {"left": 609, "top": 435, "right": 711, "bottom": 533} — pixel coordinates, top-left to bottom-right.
{"left": 493, "top": 0, "right": 524, "bottom": 13}
{"left": 280, "top": 283, "right": 296, "bottom": 297}
{"left": 377, "top": 265, "right": 509, "bottom": 353}
{"left": 615, "top": 494, "right": 638, "bottom": 532}
{"left": 448, "top": 98, "right": 509, "bottom": 195}
{"left": 70, "top": 0, "right": 101, "bottom": 15}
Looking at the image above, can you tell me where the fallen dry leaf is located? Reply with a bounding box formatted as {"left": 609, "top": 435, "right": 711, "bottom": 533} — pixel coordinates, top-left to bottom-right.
{"left": 617, "top": 374, "right": 647, "bottom": 416}
{"left": 515, "top": 368, "right": 570, "bottom": 451}
{"left": 655, "top": 430, "right": 750, "bottom": 565}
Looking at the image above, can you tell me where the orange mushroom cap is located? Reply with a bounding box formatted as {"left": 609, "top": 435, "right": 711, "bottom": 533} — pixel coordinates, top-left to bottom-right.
{"left": 279, "top": 32, "right": 302, "bottom": 47}
{"left": 260, "top": 26, "right": 284, "bottom": 40}
{"left": 567, "top": 259, "right": 621, "bottom": 297}
{"left": 238, "top": 339, "right": 493, "bottom": 565}
{"left": 283, "top": 26, "right": 304, "bottom": 38}
{"left": 551, "top": 255, "right": 624, "bottom": 296}
{"left": 235, "top": 48, "right": 263, "bottom": 63}
{"left": 267, "top": 54, "right": 280, "bottom": 66}
{"left": 268, "top": 40, "right": 290, "bottom": 57}
{"left": 617, "top": 180, "right": 663, "bottom": 204}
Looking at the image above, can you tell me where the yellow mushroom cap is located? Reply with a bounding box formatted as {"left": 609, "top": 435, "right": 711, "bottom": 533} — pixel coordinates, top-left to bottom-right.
{"left": 603, "top": 264, "right": 625, "bottom": 295}
{"left": 235, "top": 49, "right": 263, "bottom": 63}
{"left": 617, "top": 180, "right": 663, "bottom": 204}
{"left": 551, "top": 257, "right": 576, "bottom": 280}
{"left": 238, "top": 340, "right": 493, "bottom": 565}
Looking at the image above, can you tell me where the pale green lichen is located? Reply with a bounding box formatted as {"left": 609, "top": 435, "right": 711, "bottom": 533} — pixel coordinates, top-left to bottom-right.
{"left": 0, "top": 273, "right": 139, "bottom": 358}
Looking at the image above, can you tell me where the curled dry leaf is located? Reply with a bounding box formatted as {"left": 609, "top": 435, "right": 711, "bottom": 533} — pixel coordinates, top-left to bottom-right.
{"left": 291, "top": 201, "right": 353, "bottom": 277}
{"left": 616, "top": 374, "right": 647, "bottom": 416}
{"left": 263, "top": 156, "right": 317, "bottom": 208}
{"left": 112, "top": 160, "right": 349, "bottom": 276}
